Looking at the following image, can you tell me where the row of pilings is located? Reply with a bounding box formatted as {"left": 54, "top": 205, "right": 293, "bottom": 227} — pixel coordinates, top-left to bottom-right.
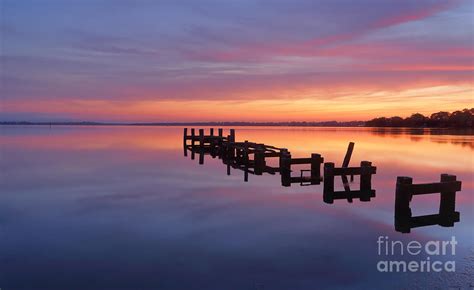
{"left": 183, "top": 128, "right": 462, "bottom": 233}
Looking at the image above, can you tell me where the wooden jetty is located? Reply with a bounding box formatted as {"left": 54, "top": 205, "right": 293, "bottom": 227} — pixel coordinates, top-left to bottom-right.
{"left": 280, "top": 150, "right": 324, "bottom": 186}
{"left": 395, "top": 174, "right": 461, "bottom": 233}
{"left": 183, "top": 128, "right": 324, "bottom": 185}
{"left": 183, "top": 128, "right": 464, "bottom": 232}
{"left": 323, "top": 161, "right": 377, "bottom": 203}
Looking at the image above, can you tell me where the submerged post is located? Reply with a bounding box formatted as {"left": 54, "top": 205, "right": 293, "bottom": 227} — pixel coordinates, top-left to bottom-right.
{"left": 360, "top": 161, "right": 373, "bottom": 201}
{"left": 439, "top": 174, "right": 457, "bottom": 226}
{"left": 226, "top": 135, "right": 235, "bottom": 159}
{"left": 229, "top": 129, "right": 235, "bottom": 143}
{"left": 279, "top": 148, "right": 288, "bottom": 169}
{"left": 394, "top": 176, "right": 413, "bottom": 233}
{"left": 254, "top": 144, "right": 266, "bottom": 175}
{"left": 310, "top": 153, "right": 323, "bottom": 184}
{"left": 183, "top": 128, "right": 188, "bottom": 156}
{"left": 323, "top": 162, "right": 335, "bottom": 204}
{"left": 199, "top": 129, "right": 204, "bottom": 149}
{"left": 191, "top": 128, "right": 196, "bottom": 148}
{"left": 280, "top": 151, "right": 291, "bottom": 186}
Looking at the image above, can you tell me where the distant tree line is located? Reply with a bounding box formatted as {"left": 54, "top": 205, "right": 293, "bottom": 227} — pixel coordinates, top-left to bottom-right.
{"left": 365, "top": 108, "right": 473, "bottom": 128}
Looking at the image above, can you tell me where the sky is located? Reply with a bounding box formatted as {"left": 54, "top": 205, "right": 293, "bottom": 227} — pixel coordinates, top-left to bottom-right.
{"left": 1, "top": 0, "right": 473, "bottom": 122}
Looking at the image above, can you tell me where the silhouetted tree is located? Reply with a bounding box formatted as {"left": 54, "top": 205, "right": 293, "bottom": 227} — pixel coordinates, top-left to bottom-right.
{"left": 405, "top": 113, "right": 428, "bottom": 127}
{"left": 388, "top": 116, "right": 404, "bottom": 127}
{"left": 366, "top": 117, "right": 388, "bottom": 127}
{"left": 365, "top": 108, "right": 473, "bottom": 128}
{"left": 449, "top": 109, "right": 473, "bottom": 128}
{"left": 429, "top": 111, "right": 450, "bottom": 127}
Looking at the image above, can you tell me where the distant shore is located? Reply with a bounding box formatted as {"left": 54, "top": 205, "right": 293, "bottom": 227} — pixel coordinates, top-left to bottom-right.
{"left": 3, "top": 108, "right": 472, "bottom": 128}
{"left": 1, "top": 121, "right": 473, "bottom": 129}
{"left": 0, "top": 121, "right": 364, "bottom": 127}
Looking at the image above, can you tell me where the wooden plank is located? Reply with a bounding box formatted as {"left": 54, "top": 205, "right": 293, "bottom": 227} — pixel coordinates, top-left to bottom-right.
{"left": 333, "top": 166, "right": 376, "bottom": 176}
{"left": 264, "top": 152, "right": 280, "bottom": 158}
{"left": 264, "top": 144, "right": 285, "bottom": 151}
{"left": 188, "top": 136, "right": 224, "bottom": 143}
{"left": 402, "top": 181, "right": 462, "bottom": 195}
{"left": 332, "top": 190, "right": 376, "bottom": 200}
{"left": 333, "top": 167, "right": 361, "bottom": 175}
{"left": 410, "top": 212, "right": 460, "bottom": 228}
{"left": 290, "top": 157, "right": 312, "bottom": 164}
{"left": 290, "top": 176, "right": 311, "bottom": 183}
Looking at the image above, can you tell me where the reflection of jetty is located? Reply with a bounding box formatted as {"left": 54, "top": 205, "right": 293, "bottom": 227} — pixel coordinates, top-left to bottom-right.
{"left": 395, "top": 174, "right": 462, "bottom": 233}
{"left": 183, "top": 128, "right": 376, "bottom": 202}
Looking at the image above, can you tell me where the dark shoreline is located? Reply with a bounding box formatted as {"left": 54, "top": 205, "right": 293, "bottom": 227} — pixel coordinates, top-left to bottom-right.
{"left": 1, "top": 121, "right": 473, "bottom": 129}
{"left": 0, "top": 121, "right": 364, "bottom": 127}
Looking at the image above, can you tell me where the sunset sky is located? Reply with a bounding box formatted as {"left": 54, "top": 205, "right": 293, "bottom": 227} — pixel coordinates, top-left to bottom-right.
{"left": 1, "top": 0, "right": 473, "bottom": 122}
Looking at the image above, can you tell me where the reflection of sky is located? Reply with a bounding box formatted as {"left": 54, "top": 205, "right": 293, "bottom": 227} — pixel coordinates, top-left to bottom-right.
{"left": 0, "top": 126, "right": 473, "bottom": 289}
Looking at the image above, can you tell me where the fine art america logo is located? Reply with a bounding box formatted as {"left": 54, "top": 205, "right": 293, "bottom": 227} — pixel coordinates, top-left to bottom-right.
{"left": 377, "top": 236, "right": 457, "bottom": 272}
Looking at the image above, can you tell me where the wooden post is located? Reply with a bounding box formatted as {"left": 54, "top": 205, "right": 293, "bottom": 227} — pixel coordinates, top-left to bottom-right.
{"left": 210, "top": 128, "right": 214, "bottom": 136}
{"left": 241, "top": 140, "right": 249, "bottom": 164}
{"left": 226, "top": 135, "right": 235, "bottom": 159}
{"left": 218, "top": 128, "right": 223, "bottom": 137}
{"left": 183, "top": 128, "right": 188, "bottom": 156}
{"left": 342, "top": 142, "right": 355, "bottom": 181}
{"left": 439, "top": 174, "right": 457, "bottom": 226}
{"left": 254, "top": 144, "right": 266, "bottom": 175}
{"left": 229, "top": 129, "right": 235, "bottom": 143}
{"left": 360, "top": 161, "right": 373, "bottom": 201}
{"left": 191, "top": 128, "right": 195, "bottom": 148}
{"left": 342, "top": 142, "right": 354, "bottom": 167}
{"left": 279, "top": 148, "right": 288, "bottom": 170}
{"left": 310, "top": 153, "right": 322, "bottom": 184}
{"left": 199, "top": 129, "right": 204, "bottom": 149}
{"left": 395, "top": 176, "right": 413, "bottom": 233}
{"left": 280, "top": 151, "right": 291, "bottom": 186}
{"left": 209, "top": 136, "right": 217, "bottom": 158}
{"left": 323, "top": 163, "right": 335, "bottom": 203}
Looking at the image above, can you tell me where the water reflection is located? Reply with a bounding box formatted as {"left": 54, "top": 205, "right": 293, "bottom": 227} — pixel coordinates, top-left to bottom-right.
{"left": 368, "top": 127, "right": 474, "bottom": 150}
{"left": 1, "top": 125, "right": 472, "bottom": 289}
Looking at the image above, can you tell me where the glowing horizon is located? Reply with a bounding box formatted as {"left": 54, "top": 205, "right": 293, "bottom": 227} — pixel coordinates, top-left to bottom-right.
{"left": 1, "top": 0, "right": 473, "bottom": 122}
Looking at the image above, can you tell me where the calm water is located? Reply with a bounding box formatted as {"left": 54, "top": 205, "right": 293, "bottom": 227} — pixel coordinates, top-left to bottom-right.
{"left": 0, "top": 126, "right": 473, "bottom": 290}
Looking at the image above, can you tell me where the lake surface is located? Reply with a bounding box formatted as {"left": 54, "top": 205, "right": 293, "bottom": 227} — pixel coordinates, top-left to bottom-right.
{"left": 0, "top": 126, "right": 473, "bottom": 290}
